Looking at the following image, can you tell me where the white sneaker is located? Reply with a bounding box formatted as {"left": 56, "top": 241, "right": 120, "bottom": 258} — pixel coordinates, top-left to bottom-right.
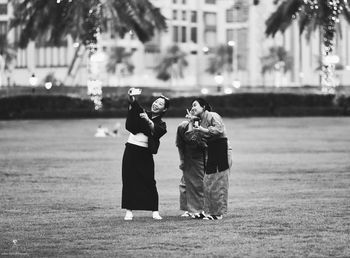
{"left": 152, "top": 211, "right": 162, "bottom": 220}
{"left": 180, "top": 211, "right": 191, "bottom": 217}
{"left": 124, "top": 210, "right": 133, "bottom": 221}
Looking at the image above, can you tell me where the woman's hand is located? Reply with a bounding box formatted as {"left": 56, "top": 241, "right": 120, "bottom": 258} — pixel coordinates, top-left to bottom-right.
{"left": 185, "top": 109, "right": 199, "bottom": 122}
{"left": 140, "top": 112, "right": 154, "bottom": 129}
{"left": 139, "top": 112, "right": 149, "bottom": 121}
{"left": 127, "top": 88, "right": 135, "bottom": 103}
{"left": 193, "top": 125, "right": 208, "bottom": 133}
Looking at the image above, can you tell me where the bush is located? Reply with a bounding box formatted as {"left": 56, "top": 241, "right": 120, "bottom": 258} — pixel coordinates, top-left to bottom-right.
{"left": 0, "top": 93, "right": 349, "bottom": 119}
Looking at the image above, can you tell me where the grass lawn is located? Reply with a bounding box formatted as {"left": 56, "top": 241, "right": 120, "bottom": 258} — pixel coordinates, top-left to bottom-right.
{"left": 0, "top": 117, "right": 349, "bottom": 257}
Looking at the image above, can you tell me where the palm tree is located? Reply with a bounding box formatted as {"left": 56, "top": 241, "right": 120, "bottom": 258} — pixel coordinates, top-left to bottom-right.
{"left": 0, "top": 37, "right": 16, "bottom": 87}
{"left": 155, "top": 45, "right": 188, "bottom": 86}
{"left": 10, "top": 0, "right": 167, "bottom": 109}
{"left": 206, "top": 44, "right": 233, "bottom": 75}
{"left": 106, "top": 47, "right": 135, "bottom": 75}
{"left": 10, "top": 0, "right": 167, "bottom": 48}
{"left": 10, "top": 0, "right": 167, "bottom": 85}
{"left": 264, "top": 0, "right": 350, "bottom": 91}
{"left": 261, "top": 46, "right": 293, "bottom": 86}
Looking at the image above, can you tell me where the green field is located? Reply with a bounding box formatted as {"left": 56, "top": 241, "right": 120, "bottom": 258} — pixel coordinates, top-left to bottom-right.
{"left": 1, "top": 117, "right": 349, "bottom": 257}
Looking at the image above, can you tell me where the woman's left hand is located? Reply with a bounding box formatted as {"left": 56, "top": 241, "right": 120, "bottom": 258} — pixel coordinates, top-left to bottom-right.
{"left": 140, "top": 112, "right": 154, "bottom": 128}
{"left": 194, "top": 125, "right": 209, "bottom": 134}
{"left": 139, "top": 112, "right": 149, "bottom": 121}
{"left": 193, "top": 125, "right": 203, "bottom": 132}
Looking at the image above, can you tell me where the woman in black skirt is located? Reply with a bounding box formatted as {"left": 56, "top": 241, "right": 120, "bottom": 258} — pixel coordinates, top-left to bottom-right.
{"left": 122, "top": 88, "right": 169, "bottom": 220}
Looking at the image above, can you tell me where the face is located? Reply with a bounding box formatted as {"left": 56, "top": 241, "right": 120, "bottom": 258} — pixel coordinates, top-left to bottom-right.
{"left": 190, "top": 100, "right": 205, "bottom": 116}
{"left": 151, "top": 98, "right": 167, "bottom": 114}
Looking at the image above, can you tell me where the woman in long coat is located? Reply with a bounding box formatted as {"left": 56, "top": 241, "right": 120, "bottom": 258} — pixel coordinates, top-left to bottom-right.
{"left": 122, "top": 88, "right": 169, "bottom": 220}
{"left": 189, "top": 98, "right": 232, "bottom": 220}
{"left": 176, "top": 116, "right": 207, "bottom": 219}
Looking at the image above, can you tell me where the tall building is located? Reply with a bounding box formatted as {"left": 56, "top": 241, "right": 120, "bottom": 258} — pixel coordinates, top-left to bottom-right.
{"left": 1, "top": 0, "right": 350, "bottom": 88}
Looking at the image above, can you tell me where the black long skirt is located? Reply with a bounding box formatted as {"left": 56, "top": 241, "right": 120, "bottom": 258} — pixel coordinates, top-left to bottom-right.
{"left": 122, "top": 143, "right": 159, "bottom": 211}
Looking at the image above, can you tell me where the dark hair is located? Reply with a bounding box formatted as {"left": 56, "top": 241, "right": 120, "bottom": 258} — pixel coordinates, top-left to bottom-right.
{"left": 191, "top": 98, "right": 212, "bottom": 112}
{"left": 155, "top": 95, "right": 170, "bottom": 112}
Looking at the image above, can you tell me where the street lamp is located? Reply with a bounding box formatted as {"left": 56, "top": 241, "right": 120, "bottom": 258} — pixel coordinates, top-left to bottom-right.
{"left": 227, "top": 40, "right": 240, "bottom": 88}
{"left": 214, "top": 73, "right": 224, "bottom": 93}
{"left": 29, "top": 74, "right": 38, "bottom": 87}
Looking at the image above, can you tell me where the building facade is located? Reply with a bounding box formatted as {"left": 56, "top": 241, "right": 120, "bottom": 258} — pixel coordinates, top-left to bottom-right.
{"left": 1, "top": 0, "right": 350, "bottom": 88}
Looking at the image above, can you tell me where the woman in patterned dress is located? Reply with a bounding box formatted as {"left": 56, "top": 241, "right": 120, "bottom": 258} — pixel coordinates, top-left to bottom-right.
{"left": 189, "top": 98, "right": 232, "bottom": 220}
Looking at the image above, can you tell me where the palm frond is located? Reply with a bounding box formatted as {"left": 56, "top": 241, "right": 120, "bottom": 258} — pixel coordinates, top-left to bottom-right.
{"left": 265, "top": 0, "right": 303, "bottom": 37}
{"left": 10, "top": 0, "right": 167, "bottom": 48}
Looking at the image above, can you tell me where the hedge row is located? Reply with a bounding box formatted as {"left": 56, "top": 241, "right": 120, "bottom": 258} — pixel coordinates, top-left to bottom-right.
{"left": 0, "top": 93, "right": 350, "bottom": 119}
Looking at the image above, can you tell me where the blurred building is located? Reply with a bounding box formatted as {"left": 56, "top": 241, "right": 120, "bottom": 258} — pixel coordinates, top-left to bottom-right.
{"left": 1, "top": 0, "right": 350, "bottom": 88}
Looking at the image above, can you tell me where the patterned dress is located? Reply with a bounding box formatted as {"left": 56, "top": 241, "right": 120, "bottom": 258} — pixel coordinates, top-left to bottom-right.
{"left": 176, "top": 121, "right": 207, "bottom": 213}
{"left": 199, "top": 111, "right": 232, "bottom": 216}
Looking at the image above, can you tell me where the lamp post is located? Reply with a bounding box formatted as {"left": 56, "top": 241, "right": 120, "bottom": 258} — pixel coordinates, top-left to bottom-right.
{"left": 228, "top": 40, "right": 235, "bottom": 84}
{"left": 29, "top": 73, "right": 38, "bottom": 87}
{"left": 29, "top": 73, "right": 38, "bottom": 94}
{"left": 214, "top": 73, "right": 224, "bottom": 93}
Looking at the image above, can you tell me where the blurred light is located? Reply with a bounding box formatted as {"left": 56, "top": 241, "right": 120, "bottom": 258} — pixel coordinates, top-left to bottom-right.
{"left": 324, "top": 55, "right": 340, "bottom": 65}
{"left": 232, "top": 80, "right": 241, "bottom": 89}
{"left": 202, "top": 46, "right": 209, "bottom": 54}
{"left": 214, "top": 74, "right": 224, "bottom": 85}
{"left": 45, "top": 82, "right": 52, "bottom": 90}
{"left": 73, "top": 42, "right": 80, "bottom": 48}
{"left": 227, "top": 41, "right": 235, "bottom": 47}
{"left": 224, "top": 88, "right": 233, "bottom": 94}
{"left": 90, "top": 51, "right": 106, "bottom": 62}
{"left": 29, "top": 74, "right": 38, "bottom": 86}
{"left": 345, "top": 65, "right": 350, "bottom": 71}
{"left": 201, "top": 88, "right": 209, "bottom": 95}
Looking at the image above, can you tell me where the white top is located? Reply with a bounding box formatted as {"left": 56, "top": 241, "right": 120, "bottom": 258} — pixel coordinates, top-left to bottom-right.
{"left": 127, "top": 133, "right": 148, "bottom": 148}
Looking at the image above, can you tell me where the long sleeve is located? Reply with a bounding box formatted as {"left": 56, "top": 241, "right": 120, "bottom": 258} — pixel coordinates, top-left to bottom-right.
{"left": 207, "top": 112, "right": 225, "bottom": 136}
{"left": 200, "top": 111, "right": 225, "bottom": 139}
{"left": 125, "top": 100, "right": 144, "bottom": 134}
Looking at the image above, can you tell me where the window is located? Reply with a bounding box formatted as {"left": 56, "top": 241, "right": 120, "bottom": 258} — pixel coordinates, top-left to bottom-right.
{"left": 226, "top": 29, "right": 234, "bottom": 42}
{"left": 181, "top": 26, "right": 186, "bottom": 43}
{"left": 191, "top": 11, "right": 197, "bottom": 23}
{"left": 173, "top": 10, "right": 177, "bottom": 20}
{"left": 230, "top": 1, "right": 249, "bottom": 22}
{"left": 182, "top": 0, "right": 186, "bottom": 4}
{"left": 204, "top": 12, "right": 217, "bottom": 47}
{"left": 173, "top": 0, "right": 177, "bottom": 4}
{"left": 173, "top": 26, "right": 179, "bottom": 42}
{"left": 16, "top": 49, "right": 28, "bottom": 68}
{"left": 190, "top": 27, "right": 197, "bottom": 43}
{"left": 204, "top": 12, "right": 216, "bottom": 26}
{"left": 0, "top": 21, "right": 7, "bottom": 38}
{"left": 226, "top": 9, "right": 234, "bottom": 23}
{"left": 0, "top": 4, "right": 7, "bottom": 15}
{"left": 204, "top": 30, "right": 216, "bottom": 47}
{"left": 227, "top": 28, "right": 248, "bottom": 70}
{"left": 35, "top": 46, "right": 68, "bottom": 67}
{"left": 182, "top": 10, "right": 186, "bottom": 21}
{"left": 14, "top": 27, "right": 27, "bottom": 68}
{"left": 35, "top": 34, "right": 68, "bottom": 67}
{"left": 205, "top": 0, "right": 216, "bottom": 4}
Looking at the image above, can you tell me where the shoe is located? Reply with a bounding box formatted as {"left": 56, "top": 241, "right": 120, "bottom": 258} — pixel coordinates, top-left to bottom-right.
{"left": 191, "top": 212, "right": 206, "bottom": 219}
{"left": 180, "top": 211, "right": 191, "bottom": 217}
{"left": 152, "top": 211, "right": 163, "bottom": 220}
{"left": 124, "top": 210, "right": 133, "bottom": 221}
{"left": 203, "top": 215, "right": 223, "bottom": 220}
